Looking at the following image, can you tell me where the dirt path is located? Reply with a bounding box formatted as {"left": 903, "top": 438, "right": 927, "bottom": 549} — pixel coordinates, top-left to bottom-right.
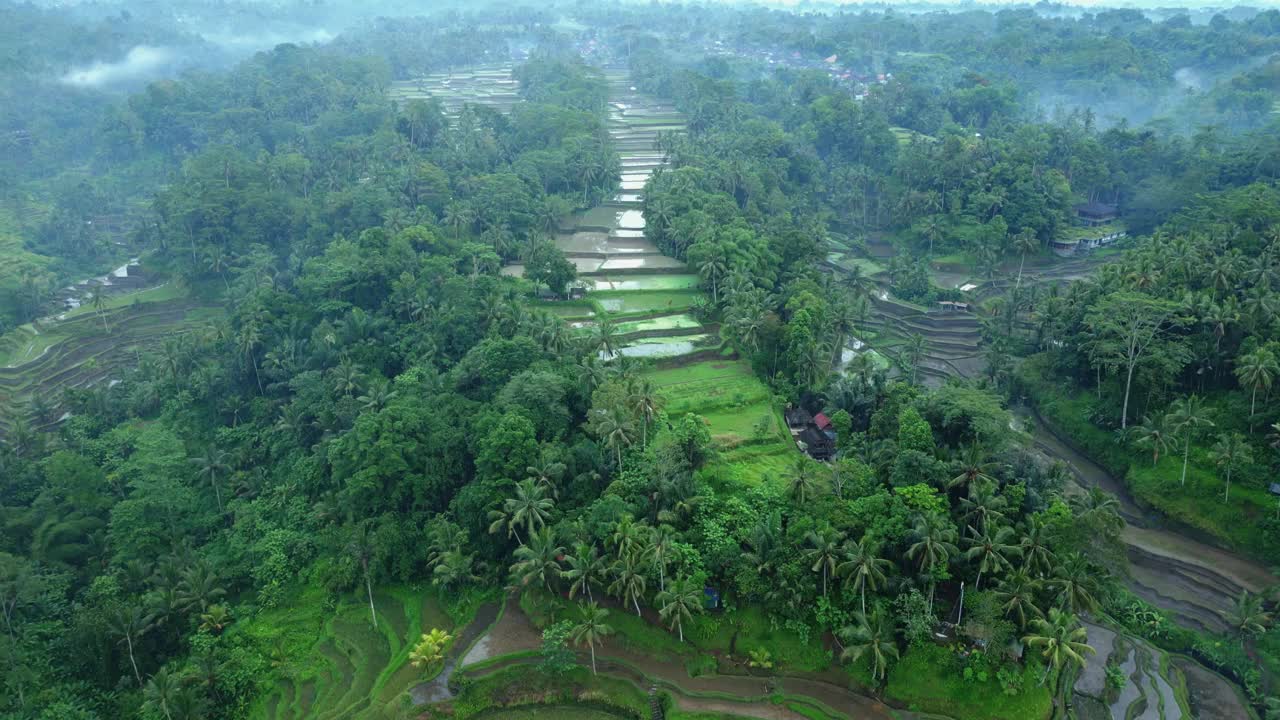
{"left": 1026, "top": 409, "right": 1275, "bottom": 633}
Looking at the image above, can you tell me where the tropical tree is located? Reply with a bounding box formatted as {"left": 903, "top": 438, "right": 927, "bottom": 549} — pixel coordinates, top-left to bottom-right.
{"left": 1226, "top": 590, "right": 1273, "bottom": 640}
{"left": 592, "top": 408, "right": 635, "bottom": 469}
{"left": 1069, "top": 488, "right": 1123, "bottom": 536}
{"left": 907, "top": 514, "right": 959, "bottom": 612}
{"left": 949, "top": 445, "right": 999, "bottom": 493}
{"left": 1050, "top": 553, "right": 1100, "bottom": 615}
{"left": 142, "top": 669, "right": 180, "bottom": 720}
{"left": 1019, "top": 518, "right": 1056, "bottom": 578}
{"left": 1235, "top": 347, "right": 1279, "bottom": 421}
{"left": 804, "top": 526, "right": 846, "bottom": 597}
{"left": 1209, "top": 433, "right": 1252, "bottom": 502}
{"left": 89, "top": 285, "right": 109, "bottom": 332}
{"left": 628, "top": 378, "right": 665, "bottom": 448}
{"left": 488, "top": 479, "right": 555, "bottom": 546}
{"left": 655, "top": 575, "right": 702, "bottom": 642}
{"left": 189, "top": 448, "right": 230, "bottom": 514}
{"left": 1012, "top": 229, "right": 1038, "bottom": 287}
{"left": 608, "top": 553, "right": 648, "bottom": 616}
{"left": 902, "top": 333, "right": 926, "bottom": 384}
{"left": 1129, "top": 415, "right": 1171, "bottom": 467}
{"left": 838, "top": 537, "right": 894, "bottom": 615}
{"left": 563, "top": 543, "right": 607, "bottom": 603}
{"left": 1165, "top": 394, "right": 1214, "bottom": 486}
{"left": 964, "top": 524, "right": 1021, "bottom": 591}
{"left": 509, "top": 527, "right": 565, "bottom": 593}
{"left": 994, "top": 570, "right": 1044, "bottom": 629}
{"left": 410, "top": 628, "right": 453, "bottom": 670}
{"left": 571, "top": 602, "right": 614, "bottom": 675}
{"left": 108, "top": 605, "right": 155, "bottom": 686}
{"left": 788, "top": 456, "right": 818, "bottom": 505}
{"left": 1023, "top": 608, "right": 1095, "bottom": 712}
{"left": 837, "top": 610, "right": 900, "bottom": 685}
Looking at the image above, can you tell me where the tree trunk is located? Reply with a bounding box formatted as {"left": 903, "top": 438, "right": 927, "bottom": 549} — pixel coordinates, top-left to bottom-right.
{"left": 210, "top": 475, "right": 223, "bottom": 514}
{"left": 678, "top": 621, "right": 684, "bottom": 643}
{"left": 861, "top": 584, "right": 867, "bottom": 616}
{"left": 1017, "top": 253, "right": 1026, "bottom": 288}
{"left": 590, "top": 644, "right": 597, "bottom": 675}
{"left": 1181, "top": 438, "right": 1191, "bottom": 486}
{"left": 1121, "top": 361, "right": 1136, "bottom": 430}
{"left": 126, "top": 633, "right": 142, "bottom": 687}
{"left": 633, "top": 594, "right": 642, "bottom": 617}
{"left": 363, "top": 562, "right": 378, "bottom": 629}
{"left": 1224, "top": 467, "right": 1232, "bottom": 502}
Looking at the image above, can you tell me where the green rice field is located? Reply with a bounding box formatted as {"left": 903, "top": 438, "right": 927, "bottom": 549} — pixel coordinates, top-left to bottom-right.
{"left": 614, "top": 314, "right": 700, "bottom": 335}
{"left": 592, "top": 290, "right": 697, "bottom": 314}
{"left": 591, "top": 275, "right": 699, "bottom": 291}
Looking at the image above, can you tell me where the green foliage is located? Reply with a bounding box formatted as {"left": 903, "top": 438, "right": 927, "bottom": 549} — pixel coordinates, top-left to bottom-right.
{"left": 539, "top": 621, "right": 577, "bottom": 678}
{"left": 885, "top": 644, "right": 1052, "bottom": 720}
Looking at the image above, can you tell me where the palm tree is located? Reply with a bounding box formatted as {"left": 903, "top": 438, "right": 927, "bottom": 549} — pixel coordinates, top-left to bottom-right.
{"left": 907, "top": 514, "right": 959, "bottom": 613}
{"left": 1068, "top": 488, "right": 1123, "bottom": 536}
{"left": 696, "top": 247, "right": 729, "bottom": 304}
{"left": 1050, "top": 553, "right": 1099, "bottom": 615}
{"left": 838, "top": 537, "right": 894, "bottom": 615}
{"left": 902, "top": 333, "right": 926, "bottom": 384}
{"left": 608, "top": 515, "right": 647, "bottom": 560}
{"left": 656, "top": 575, "right": 702, "bottom": 642}
{"left": 593, "top": 314, "right": 620, "bottom": 358}
{"left": 1235, "top": 348, "right": 1279, "bottom": 421}
{"left": 1226, "top": 590, "right": 1272, "bottom": 639}
{"left": 788, "top": 456, "right": 818, "bottom": 505}
{"left": 649, "top": 524, "right": 676, "bottom": 593}
{"left": 89, "top": 285, "right": 110, "bottom": 332}
{"left": 964, "top": 524, "right": 1021, "bottom": 591}
{"left": 628, "top": 378, "right": 665, "bottom": 448}
{"left": 562, "top": 543, "right": 603, "bottom": 602}
{"left": 1129, "top": 415, "right": 1172, "bottom": 467}
{"left": 176, "top": 565, "right": 226, "bottom": 614}
{"left": 949, "top": 445, "right": 999, "bottom": 493}
{"left": 509, "top": 527, "right": 565, "bottom": 593}
{"left": 994, "top": 570, "right": 1044, "bottom": 630}
{"left": 487, "top": 479, "right": 555, "bottom": 546}
{"left": 804, "top": 526, "right": 846, "bottom": 597}
{"left": 959, "top": 483, "right": 1008, "bottom": 534}
{"left": 108, "top": 605, "right": 155, "bottom": 686}
{"left": 743, "top": 511, "right": 781, "bottom": 577}
{"left": 571, "top": 602, "right": 614, "bottom": 675}
{"left": 608, "top": 553, "right": 648, "bottom": 616}
{"left": 189, "top": 448, "right": 230, "bottom": 514}
{"left": 837, "top": 610, "right": 900, "bottom": 685}
{"left": 1023, "top": 608, "right": 1094, "bottom": 713}
{"left": 1166, "top": 395, "right": 1214, "bottom": 487}
{"left": 1209, "top": 432, "right": 1252, "bottom": 503}
{"left": 198, "top": 604, "right": 233, "bottom": 634}
{"left": 593, "top": 409, "right": 635, "bottom": 469}
{"left": 143, "top": 669, "right": 179, "bottom": 720}
{"left": 1020, "top": 519, "right": 1057, "bottom": 578}
{"left": 1012, "top": 229, "right": 1038, "bottom": 287}
{"left": 237, "top": 321, "right": 265, "bottom": 395}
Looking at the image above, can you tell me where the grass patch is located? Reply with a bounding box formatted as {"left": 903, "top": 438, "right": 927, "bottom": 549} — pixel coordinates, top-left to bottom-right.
{"left": 884, "top": 644, "right": 1052, "bottom": 720}
{"left": 452, "top": 663, "right": 649, "bottom": 720}
{"left": 686, "top": 607, "right": 832, "bottom": 673}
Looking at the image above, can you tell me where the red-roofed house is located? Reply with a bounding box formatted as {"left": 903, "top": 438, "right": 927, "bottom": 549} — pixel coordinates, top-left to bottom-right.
{"left": 814, "top": 412, "right": 832, "bottom": 431}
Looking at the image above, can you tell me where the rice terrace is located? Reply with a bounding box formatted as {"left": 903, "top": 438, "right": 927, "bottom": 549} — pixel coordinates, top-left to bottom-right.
{"left": 3, "top": 4, "right": 1280, "bottom": 720}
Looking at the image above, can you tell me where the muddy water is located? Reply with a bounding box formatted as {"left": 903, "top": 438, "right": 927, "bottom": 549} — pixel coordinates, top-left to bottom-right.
{"left": 1026, "top": 408, "right": 1274, "bottom": 634}
{"left": 410, "top": 601, "right": 501, "bottom": 704}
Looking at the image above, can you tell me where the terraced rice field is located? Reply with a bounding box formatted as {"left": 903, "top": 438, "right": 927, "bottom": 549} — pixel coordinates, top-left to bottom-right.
{"left": 0, "top": 296, "right": 219, "bottom": 435}
{"left": 387, "top": 64, "right": 518, "bottom": 117}
{"left": 644, "top": 360, "right": 795, "bottom": 485}
{"left": 1073, "top": 621, "right": 1191, "bottom": 720}
{"left": 251, "top": 588, "right": 457, "bottom": 720}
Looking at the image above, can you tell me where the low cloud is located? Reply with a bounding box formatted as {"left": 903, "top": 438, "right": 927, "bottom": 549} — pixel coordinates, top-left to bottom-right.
{"left": 61, "top": 46, "right": 177, "bottom": 88}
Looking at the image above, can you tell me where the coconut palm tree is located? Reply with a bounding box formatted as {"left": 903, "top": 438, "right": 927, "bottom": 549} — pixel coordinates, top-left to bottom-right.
{"left": 108, "top": 605, "right": 155, "bottom": 686}
{"left": 89, "top": 285, "right": 110, "bottom": 333}
{"left": 508, "top": 527, "right": 565, "bottom": 593}
{"left": 1012, "top": 229, "right": 1038, "bottom": 287}
{"left": 1050, "top": 553, "right": 1100, "bottom": 615}
{"left": 994, "top": 570, "right": 1044, "bottom": 630}
{"left": 949, "top": 445, "right": 999, "bottom": 493}
{"left": 788, "top": 456, "right": 818, "bottom": 505}
{"left": 1019, "top": 518, "right": 1057, "bottom": 578}
{"left": 656, "top": 575, "right": 702, "bottom": 642}
{"left": 1068, "top": 488, "right": 1123, "bottom": 536}
{"left": 837, "top": 610, "right": 900, "bottom": 685}
{"left": 562, "top": 542, "right": 606, "bottom": 603}
{"left": 804, "top": 526, "right": 846, "bottom": 597}
{"left": 1210, "top": 433, "right": 1252, "bottom": 503}
{"left": 1226, "top": 590, "right": 1273, "bottom": 640}
{"left": 593, "top": 314, "right": 620, "bottom": 358}
{"left": 964, "top": 524, "right": 1021, "bottom": 591}
{"left": 142, "top": 669, "right": 179, "bottom": 720}
{"left": 902, "top": 333, "right": 926, "bottom": 384}
{"left": 571, "top": 602, "right": 614, "bottom": 675}
{"left": 608, "top": 514, "right": 646, "bottom": 561}
{"left": 907, "top": 514, "right": 959, "bottom": 613}
{"left": 593, "top": 409, "right": 635, "bottom": 469}
{"left": 1235, "top": 348, "right": 1279, "bottom": 422}
{"left": 1023, "top": 608, "right": 1094, "bottom": 713}
{"left": 649, "top": 524, "right": 676, "bottom": 593}
{"left": 1165, "top": 394, "right": 1214, "bottom": 487}
{"left": 1129, "top": 415, "right": 1172, "bottom": 467}
{"left": 838, "top": 537, "right": 894, "bottom": 615}
{"left": 487, "top": 479, "right": 555, "bottom": 546}
{"left": 959, "top": 483, "right": 1008, "bottom": 534}
{"left": 608, "top": 553, "right": 648, "bottom": 616}
{"left": 628, "top": 378, "right": 665, "bottom": 448}
{"left": 189, "top": 448, "right": 230, "bottom": 514}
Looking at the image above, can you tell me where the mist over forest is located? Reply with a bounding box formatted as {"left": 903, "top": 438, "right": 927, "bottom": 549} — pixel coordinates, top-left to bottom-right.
{"left": 3, "top": 2, "right": 1280, "bottom": 720}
